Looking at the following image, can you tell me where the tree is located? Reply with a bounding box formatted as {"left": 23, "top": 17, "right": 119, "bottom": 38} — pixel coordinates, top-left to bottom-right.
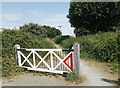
{"left": 42, "top": 25, "right": 62, "bottom": 38}
{"left": 20, "top": 23, "right": 62, "bottom": 38}
{"left": 67, "top": 2, "right": 120, "bottom": 36}
{"left": 20, "top": 23, "right": 46, "bottom": 37}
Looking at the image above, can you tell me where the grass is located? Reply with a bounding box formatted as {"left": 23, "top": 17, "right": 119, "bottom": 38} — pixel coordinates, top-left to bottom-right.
{"left": 65, "top": 72, "right": 83, "bottom": 84}
{"left": 108, "top": 61, "right": 119, "bottom": 72}
{"left": 80, "top": 51, "right": 95, "bottom": 60}
{"left": 65, "top": 72, "right": 79, "bottom": 81}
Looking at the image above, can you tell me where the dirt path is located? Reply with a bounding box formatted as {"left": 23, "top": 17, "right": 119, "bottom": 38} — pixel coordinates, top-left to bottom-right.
{"left": 2, "top": 59, "right": 117, "bottom": 86}
{"left": 79, "top": 60, "right": 118, "bottom": 86}
{"left": 3, "top": 73, "right": 70, "bottom": 86}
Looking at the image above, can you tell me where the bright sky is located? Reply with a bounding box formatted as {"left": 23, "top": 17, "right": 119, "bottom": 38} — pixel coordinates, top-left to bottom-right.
{"left": 1, "top": 2, "right": 75, "bottom": 36}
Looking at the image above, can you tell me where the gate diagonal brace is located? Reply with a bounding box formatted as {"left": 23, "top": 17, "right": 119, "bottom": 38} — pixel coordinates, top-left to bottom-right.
{"left": 35, "top": 51, "right": 51, "bottom": 70}
{"left": 53, "top": 52, "right": 73, "bottom": 71}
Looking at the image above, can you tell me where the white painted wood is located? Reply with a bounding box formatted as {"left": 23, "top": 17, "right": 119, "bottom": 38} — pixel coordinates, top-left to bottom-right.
{"left": 50, "top": 51, "right": 53, "bottom": 70}
{"left": 53, "top": 52, "right": 72, "bottom": 71}
{"left": 25, "top": 49, "right": 62, "bottom": 51}
{"left": 22, "top": 66, "right": 68, "bottom": 74}
{"left": 16, "top": 46, "right": 74, "bottom": 74}
{"left": 19, "top": 51, "right": 34, "bottom": 68}
{"left": 17, "top": 51, "right": 22, "bottom": 67}
{"left": 15, "top": 45, "right": 20, "bottom": 49}
{"left": 21, "top": 51, "right": 33, "bottom": 66}
{"left": 52, "top": 51, "right": 63, "bottom": 63}
{"left": 35, "top": 51, "right": 51, "bottom": 70}
{"left": 62, "top": 52, "right": 73, "bottom": 71}
{"left": 32, "top": 50, "right": 36, "bottom": 68}
{"left": 35, "top": 51, "right": 50, "bottom": 68}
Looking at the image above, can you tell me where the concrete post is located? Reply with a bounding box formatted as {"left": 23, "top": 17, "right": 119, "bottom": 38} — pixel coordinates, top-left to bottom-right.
{"left": 73, "top": 43, "right": 80, "bottom": 75}
{"left": 15, "top": 44, "right": 20, "bottom": 66}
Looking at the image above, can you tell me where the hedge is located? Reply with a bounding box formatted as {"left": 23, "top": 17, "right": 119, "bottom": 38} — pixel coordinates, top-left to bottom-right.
{"left": 2, "top": 29, "right": 55, "bottom": 77}
{"left": 61, "top": 32, "right": 118, "bottom": 63}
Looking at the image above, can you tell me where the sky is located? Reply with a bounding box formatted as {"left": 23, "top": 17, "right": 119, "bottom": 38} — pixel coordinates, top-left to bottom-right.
{"left": 1, "top": 2, "right": 75, "bottom": 36}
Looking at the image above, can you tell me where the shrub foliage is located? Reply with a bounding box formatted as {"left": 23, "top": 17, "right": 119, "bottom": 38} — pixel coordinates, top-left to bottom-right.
{"left": 61, "top": 32, "right": 118, "bottom": 63}
{"left": 53, "top": 35, "right": 70, "bottom": 44}
{"left": 2, "top": 29, "right": 55, "bottom": 77}
{"left": 20, "top": 23, "right": 62, "bottom": 38}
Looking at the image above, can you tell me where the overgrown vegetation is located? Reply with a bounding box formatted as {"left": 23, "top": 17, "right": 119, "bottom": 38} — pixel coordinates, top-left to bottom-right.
{"left": 61, "top": 31, "right": 119, "bottom": 72}
{"left": 2, "top": 57, "right": 24, "bottom": 77}
{"left": 2, "top": 24, "right": 58, "bottom": 77}
{"left": 2, "top": 29, "right": 55, "bottom": 58}
{"left": 53, "top": 35, "right": 70, "bottom": 44}
{"left": 65, "top": 72, "right": 79, "bottom": 82}
{"left": 20, "top": 23, "right": 62, "bottom": 38}
{"left": 65, "top": 1, "right": 119, "bottom": 73}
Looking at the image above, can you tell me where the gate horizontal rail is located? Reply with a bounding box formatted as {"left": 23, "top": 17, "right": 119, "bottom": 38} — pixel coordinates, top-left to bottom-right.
{"left": 17, "top": 48, "right": 74, "bottom": 51}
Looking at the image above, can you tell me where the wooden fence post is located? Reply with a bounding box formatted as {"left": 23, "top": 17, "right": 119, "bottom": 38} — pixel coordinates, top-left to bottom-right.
{"left": 15, "top": 44, "right": 20, "bottom": 66}
{"left": 73, "top": 43, "right": 80, "bottom": 75}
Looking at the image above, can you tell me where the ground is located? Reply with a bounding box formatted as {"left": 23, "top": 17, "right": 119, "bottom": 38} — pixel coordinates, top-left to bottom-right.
{"left": 1, "top": 41, "right": 119, "bottom": 86}
{"left": 2, "top": 59, "right": 118, "bottom": 86}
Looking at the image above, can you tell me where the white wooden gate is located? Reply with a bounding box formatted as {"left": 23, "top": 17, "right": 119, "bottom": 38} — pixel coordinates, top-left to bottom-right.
{"left": 15, "top": 45, "right": 74, "bottom": 74}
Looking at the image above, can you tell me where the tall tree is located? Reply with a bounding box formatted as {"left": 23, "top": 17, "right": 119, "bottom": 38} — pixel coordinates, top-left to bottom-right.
{"left": 67, "top": 2, "right": 120, "bottom": 36}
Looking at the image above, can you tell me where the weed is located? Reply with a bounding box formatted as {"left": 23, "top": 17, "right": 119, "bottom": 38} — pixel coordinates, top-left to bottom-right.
{"left": 65, "top": 72, "right": 80, "bottom": 83}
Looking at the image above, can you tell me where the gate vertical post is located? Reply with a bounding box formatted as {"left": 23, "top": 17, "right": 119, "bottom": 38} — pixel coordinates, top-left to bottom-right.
{"left": 50, "top": 51, "right": 53, "bottom": 70}
{"left": 73, "top": 43, "right": 80, "bottom": 75}
{"left": 15, "top": 44, "right": 21, "bottom": 66}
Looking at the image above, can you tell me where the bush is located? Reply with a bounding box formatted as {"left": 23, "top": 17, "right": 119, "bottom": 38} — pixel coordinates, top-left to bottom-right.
{"left": 2, "top": 29, "right": 55, "bottom": 77}
{"left": 42, "top": 25, "right": 62, "bottom": 38}
{"left": 20, "top": 23, "right": 46, "bottom": 37}
{"left": 61, "top": 32, "right": 119, "bottom": 71}
{"left": 117, "top": 31, "right": 120, "bottom": 63}
{"left": 53, "top": 35, "right": 70, "bottom": 44}
{"left": 2, "top": 57, "right": 24, "bottom": 77}
{"left": 20, "top": 23, "right": 62, "bottom": 38}
{"left": 2, "top": 29, "right": 55, "bottom": 58}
